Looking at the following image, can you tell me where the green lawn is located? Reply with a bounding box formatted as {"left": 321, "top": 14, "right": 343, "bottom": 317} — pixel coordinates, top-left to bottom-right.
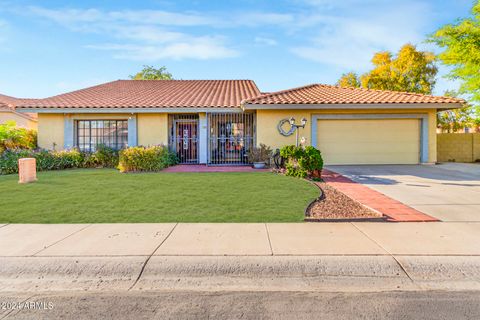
{"left": 0, "top": 169, "right": 319, "bottom": 223}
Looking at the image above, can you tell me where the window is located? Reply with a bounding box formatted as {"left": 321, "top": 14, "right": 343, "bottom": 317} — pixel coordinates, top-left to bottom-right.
{"left": 76, "top": 120, "right": 128, "bottom": 152}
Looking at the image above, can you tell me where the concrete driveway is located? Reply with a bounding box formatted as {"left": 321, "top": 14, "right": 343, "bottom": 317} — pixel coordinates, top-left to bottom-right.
{"left": 327, "top": 163, "right": 480, "bottom": 222}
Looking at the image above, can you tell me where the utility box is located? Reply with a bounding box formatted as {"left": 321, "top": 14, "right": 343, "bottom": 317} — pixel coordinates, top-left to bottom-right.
{"left": 18, "top": 158, "right": 37, "bottom": 184}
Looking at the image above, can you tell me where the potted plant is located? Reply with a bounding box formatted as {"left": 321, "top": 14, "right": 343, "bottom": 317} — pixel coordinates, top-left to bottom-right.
{"left": 248, "top": 143, "right": 272, "bottom": 169}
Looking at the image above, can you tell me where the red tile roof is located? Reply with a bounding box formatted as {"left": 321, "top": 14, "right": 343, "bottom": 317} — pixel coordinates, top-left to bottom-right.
{"left": 0, "top": 94, "right": 37, "bottom": 120}
{"left": 243, "top": 84, "right": 465, "bottom": 105}
{"left": 17, "top": 80, "right": 261, "bottom": 109}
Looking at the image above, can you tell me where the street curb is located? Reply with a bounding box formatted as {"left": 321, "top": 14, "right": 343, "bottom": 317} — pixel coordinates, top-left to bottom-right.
{"left": 2, "top": 255, "right": 480, "bottom": 293}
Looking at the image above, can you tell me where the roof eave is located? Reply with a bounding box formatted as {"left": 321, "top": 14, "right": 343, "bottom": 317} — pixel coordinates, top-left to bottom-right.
{"left": 242, "top": 102, "right": 464, "bottom": 110}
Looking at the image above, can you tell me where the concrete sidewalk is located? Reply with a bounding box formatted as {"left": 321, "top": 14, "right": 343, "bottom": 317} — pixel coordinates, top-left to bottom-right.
{"left": 1, "top": 222, "right": 480, "bottom": 257}
{"left": 1, "top": 223, "right": 480, "bottom": 293}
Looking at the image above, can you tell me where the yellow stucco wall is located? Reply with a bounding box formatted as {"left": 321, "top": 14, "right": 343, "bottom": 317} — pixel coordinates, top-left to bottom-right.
{"left": 37, "top": 113, "right": 170, "bottom": 150}
{"left": 137, "top": 113, "right": 168, "bottom": 146}
{"left": 37, "top": 114, "right": 64, "bottom": 150}
{"left": 0, "top": 112, "right": 37, "bottom": 129}
{"left": 256, "top": 108, "right": 437, "bottom": 163}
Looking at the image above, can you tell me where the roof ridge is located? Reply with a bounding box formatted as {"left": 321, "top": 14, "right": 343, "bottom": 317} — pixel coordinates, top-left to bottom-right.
{"left": 242, "top": 83, "right": 319, "bottom": 104}
{"left": 322, "top": 83, "right": 464, "bottom": 102}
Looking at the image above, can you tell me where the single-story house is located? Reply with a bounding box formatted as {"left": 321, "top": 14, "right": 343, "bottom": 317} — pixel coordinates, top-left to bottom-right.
{"left": 0, "top": 94, "right": 37, "bottom": 129}
{"left": 15, "top": 80, "right": 464, "bottom": 165}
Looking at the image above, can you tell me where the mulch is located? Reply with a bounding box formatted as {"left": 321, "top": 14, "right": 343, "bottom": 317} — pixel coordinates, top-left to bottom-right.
{"left": 306, "top": 182, "right": 383, "bottom": 220}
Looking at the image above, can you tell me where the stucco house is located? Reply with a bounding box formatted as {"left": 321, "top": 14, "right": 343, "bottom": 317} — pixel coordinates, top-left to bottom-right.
{"left": 15, "top": 80, "right": 463, "bottom": 165}
{"left": 0, "top": 94, "right": 37, "bottom": 129}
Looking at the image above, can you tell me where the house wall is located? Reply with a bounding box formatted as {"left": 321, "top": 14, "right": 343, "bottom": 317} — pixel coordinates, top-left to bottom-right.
{"left": 137, "top": 114, "right": 168, "bottom": 146}
{"left": 37, "top": 113, "right": 170, "bottom": 150}
{"left": 38, "top": 114, "right": 64, "bottom": 150}
{"left": 256, "top": 108, "right": 437, "bottom": 163}
{"left": 437, "top": 133, "right": 480, "bottom": 162}
{"left": 0, "top": 112, "right": 37, "bottom": 129}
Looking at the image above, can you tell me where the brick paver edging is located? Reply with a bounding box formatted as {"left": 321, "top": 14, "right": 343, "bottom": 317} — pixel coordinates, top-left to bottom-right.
{"left": 322, "top": 169, "right": 439, "bottom": 222}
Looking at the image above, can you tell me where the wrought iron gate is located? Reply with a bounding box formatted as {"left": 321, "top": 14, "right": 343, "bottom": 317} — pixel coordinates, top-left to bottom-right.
{"left": 207, "top": 113, "right": 255, "bottom": 165}
{"left": 169, "top": 114, "right": 199, "bottom": 164}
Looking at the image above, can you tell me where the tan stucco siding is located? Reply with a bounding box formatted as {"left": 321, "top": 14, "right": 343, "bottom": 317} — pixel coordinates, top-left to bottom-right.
{"left": 37, "top": 114, "right": 64, "bottom": 150}
{"left": 137, "top": 114, "right": 168, "bottom": 146}
{"left": 256, "top": 108, "right": 437, "bottom": 163}
{"left": 427, "top": 109, "right": 437, "bottom": 163}
{"left": 256, "top": 109, "right": 312, "bottom": 148}
{"left": 0, "top": 112, "right": 37, "bottom": 129}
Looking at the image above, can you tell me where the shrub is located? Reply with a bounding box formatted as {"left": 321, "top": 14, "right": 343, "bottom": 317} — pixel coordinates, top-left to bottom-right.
{"left": 0, "top": 121, "right": 37, "bottom": 153}
{"left": 279, "top": 145, "right": 323, "bottom": 178}
{"left": 92, "top": 144, "right": 119, "bottom": 168}
{"left": 247, "top": 143, "right": 272, "bottom": 163}
{"left": 118, "top": 145, "right": 178, "bottom": 173}
{"left": 0, "top": 148, "right": 84, "bottom": 174}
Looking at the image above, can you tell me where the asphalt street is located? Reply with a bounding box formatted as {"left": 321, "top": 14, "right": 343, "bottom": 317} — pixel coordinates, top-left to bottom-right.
{"left": 2, "top": 290, "right": 480, "bottom": 320}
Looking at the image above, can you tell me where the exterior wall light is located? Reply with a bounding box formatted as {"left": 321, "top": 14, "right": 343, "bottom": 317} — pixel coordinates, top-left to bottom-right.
{"left": 289, "top": 117, "right": 308, "bottom": 146}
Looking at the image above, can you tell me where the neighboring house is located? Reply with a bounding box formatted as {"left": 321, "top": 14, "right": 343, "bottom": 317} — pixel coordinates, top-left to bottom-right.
{"left": 15, "top": 80, "right": 463, "bottom": 165}
{"left": 0, "top": 94, "right": 37, "bottom": 129}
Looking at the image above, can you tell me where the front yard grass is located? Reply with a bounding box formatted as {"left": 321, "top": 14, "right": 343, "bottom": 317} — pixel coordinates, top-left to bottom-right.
{"left": 0, "top": 169, "right": 319, "bottom": 223}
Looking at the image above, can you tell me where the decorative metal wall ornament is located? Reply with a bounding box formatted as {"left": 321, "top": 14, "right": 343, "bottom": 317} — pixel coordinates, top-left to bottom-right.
{"left": 277, "top": 118, "right": 296, "bottom": 136}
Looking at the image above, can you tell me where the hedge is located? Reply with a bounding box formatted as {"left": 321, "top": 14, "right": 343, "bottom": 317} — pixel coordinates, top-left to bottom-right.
{"left": 0, "top": 145, "right": 120, "bottom": 175}
{"left": 118, "top": 145, "right": 178, "bottom": 173}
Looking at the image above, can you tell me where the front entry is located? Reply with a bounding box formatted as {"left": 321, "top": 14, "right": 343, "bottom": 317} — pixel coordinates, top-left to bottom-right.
{"left": 170, "top": 115, "right": 199, "bottom": 164}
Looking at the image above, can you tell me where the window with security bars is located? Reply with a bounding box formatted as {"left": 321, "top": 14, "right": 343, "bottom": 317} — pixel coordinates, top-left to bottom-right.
{"left": 76, "top": 120, "right": 128, "bottom": 152}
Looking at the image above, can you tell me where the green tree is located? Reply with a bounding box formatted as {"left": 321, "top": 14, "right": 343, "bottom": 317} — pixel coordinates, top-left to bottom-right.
{"left": 336, "top": 44, "right": 437, "bottom": 94}
{"left": 436, "top": 91, "right": 474, "bottom": 133}
{"left": 129, "top": 65, "right": 173, "bottom": 80}
{"left": 428, "top": 1, "right": 480, "bottom": 102}
{"left": 337, "top": 72, "right": 361, "bottom": 88}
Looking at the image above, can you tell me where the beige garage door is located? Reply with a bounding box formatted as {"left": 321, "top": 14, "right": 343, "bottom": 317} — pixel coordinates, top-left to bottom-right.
{"left": 317, "top": 119, "right": 420, "bottom": 165}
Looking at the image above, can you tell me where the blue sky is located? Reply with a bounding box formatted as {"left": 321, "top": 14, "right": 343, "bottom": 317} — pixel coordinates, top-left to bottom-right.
{"left": 0, "top": 0, "right": 474, "bottom": 98}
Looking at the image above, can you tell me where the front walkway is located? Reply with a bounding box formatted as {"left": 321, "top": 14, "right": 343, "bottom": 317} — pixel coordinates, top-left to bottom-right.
{"left": 1, "top": 222, "right": 479, "bottom": 256}
{"left": 322, "top": 169, "right": 438, "bottom": 222}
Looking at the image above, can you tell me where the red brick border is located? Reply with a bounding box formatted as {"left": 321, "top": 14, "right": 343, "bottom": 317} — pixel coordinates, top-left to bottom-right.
{"left": 322, "top": 169, "right": 438, "bottom": 222}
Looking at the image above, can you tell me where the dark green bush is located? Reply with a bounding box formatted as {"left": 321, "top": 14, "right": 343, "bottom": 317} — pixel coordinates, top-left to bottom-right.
{"left": 92, "top": 144, "right": 119, "bottom": 168}
{"left": 279, "top": 145, "right": 323, "bottom": 178}
{"left": 118, "top": 145, "right": 178, "bottom": 173}
{"left": 0, "top": 149, "right": 84, "bottom": 174}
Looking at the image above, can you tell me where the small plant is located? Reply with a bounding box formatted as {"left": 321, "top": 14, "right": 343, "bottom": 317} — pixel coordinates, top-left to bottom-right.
{"left": 279, "top": 145, "right": 323, "bottom": 178}
{"left": 118, "top": 145, "right": 178, "bottom": 173}
{"left": 248, "top": 143, "right": 272, "bottom": 163}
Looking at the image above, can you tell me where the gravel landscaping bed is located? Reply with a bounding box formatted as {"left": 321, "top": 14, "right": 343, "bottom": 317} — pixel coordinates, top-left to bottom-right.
{"left": 306, "top": 182, "right": 383, "bottom": 220}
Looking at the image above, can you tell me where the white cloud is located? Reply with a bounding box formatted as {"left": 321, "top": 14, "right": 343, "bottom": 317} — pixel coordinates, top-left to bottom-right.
{"left": 239, "top": 12, "right": 294, "bottom": 27}
{"left": 87, "top": 37, "right": 239, "bottom": 61}
{"left": 25, "top": 6, "right": 239, "bottom": 61}
{"left": 254, "top": 36, "right": 277, "bottom": 46}
{"left": 27, "top": 6, "right": 216, "bottom": 27}
{"left": 290, "top": 1, "right": 429, "bottom": 70}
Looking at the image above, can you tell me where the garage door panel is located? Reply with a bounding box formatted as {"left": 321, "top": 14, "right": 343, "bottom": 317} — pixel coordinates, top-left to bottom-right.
{"left": 317, "top": 119, "right": 420, "bottom": 165}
